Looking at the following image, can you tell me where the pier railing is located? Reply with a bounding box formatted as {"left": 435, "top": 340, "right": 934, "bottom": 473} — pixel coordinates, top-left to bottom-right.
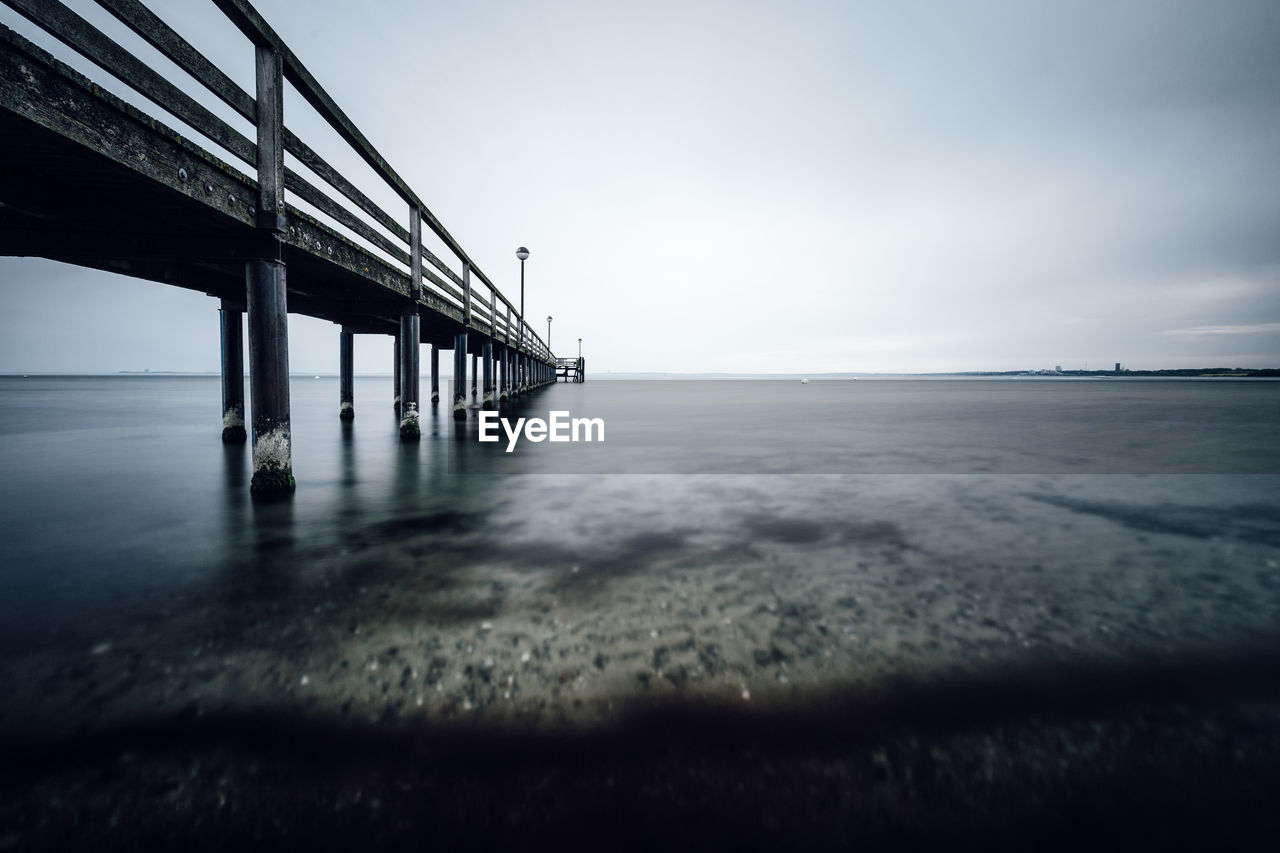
{"left": 0, "top": 0, "right": 553, "bottom": 361}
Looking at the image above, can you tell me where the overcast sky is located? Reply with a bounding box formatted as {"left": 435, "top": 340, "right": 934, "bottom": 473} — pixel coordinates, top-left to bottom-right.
{"left": 2, "top": 0, "right": 1278, "bottom": 374}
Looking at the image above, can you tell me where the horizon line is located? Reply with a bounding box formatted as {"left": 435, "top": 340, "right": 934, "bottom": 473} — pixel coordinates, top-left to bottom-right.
{"left": 3, "top": 367, "right": 1277, "bottom": 378}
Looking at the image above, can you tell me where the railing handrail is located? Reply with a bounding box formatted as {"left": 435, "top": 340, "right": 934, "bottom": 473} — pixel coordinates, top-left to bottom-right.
{"left": 1, "top": 0, "right": 555, "bottom": 359}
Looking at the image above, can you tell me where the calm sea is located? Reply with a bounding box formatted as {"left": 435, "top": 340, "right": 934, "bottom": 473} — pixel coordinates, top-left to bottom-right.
{"left": 1, "top": 375, "right": 1277, "bottom": 664}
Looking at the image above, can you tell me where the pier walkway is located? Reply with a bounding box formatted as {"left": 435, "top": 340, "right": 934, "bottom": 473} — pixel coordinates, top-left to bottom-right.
{"left": 0, "top": 0, "right": 564, "bottom": 492}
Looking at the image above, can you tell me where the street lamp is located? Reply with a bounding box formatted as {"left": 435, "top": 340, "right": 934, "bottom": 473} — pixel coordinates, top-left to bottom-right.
{"left": 546, "top": 315, "right": 553, "bottom": 350}
{"left": 578, "top": 337, "right": 582, "bottom": 358}
{"left": 515, "top": 246, "right": 529, "bottom": 347}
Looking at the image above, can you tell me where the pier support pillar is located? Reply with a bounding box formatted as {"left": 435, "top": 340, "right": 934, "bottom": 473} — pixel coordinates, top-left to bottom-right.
{"left": 453, "top": 333, "right": 468, "bottom": 420}
{"left": 430, "top": 345, "right": 440, "bottom": 405}
{"left": 247, "top": 40, "right": 294, "bottom": 494}
{"left": 399, "top": 315, "right": 420, "bottom": 441}
{"left": 471, "top": 353, "right": 478, "bottom": 398}
{"left": 482, "top": 339, "right": 495, "bottom": 409}
{"left": 247, "top": 257, "right": 294, "bottom": 493}
{"left": 219, "top": 303, "right": 246, "bottom": 443}
{"left": 392, "top": 333, "right": 401, "bottom": 413}
{"left": 498, "top": 346, "right": 508, "bottom": 402}
{"left": 339, "top": 330, "right": 354, "bottom": 421}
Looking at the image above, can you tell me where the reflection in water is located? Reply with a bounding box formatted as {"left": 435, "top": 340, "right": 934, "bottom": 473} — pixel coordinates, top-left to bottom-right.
{"left": 339, "top": 421, "right": 356, "bottom": 487}
{"left": 250, "top": 491, "right": 295, "bottom": 558}
{"left": 221, "top": 440, "right": 249, "bottom": 527}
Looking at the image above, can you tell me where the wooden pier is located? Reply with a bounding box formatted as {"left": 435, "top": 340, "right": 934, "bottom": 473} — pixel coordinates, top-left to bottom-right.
{"left": 557, "top": 357, "right": 586, "bottom": 383}
{"left": 0, "top": 0, "right": 567, "bottom": 492}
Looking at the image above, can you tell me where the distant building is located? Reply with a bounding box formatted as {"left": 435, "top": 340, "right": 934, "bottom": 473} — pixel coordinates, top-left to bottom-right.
{"left": 1114, "top": 362, "right": 1121, "bottom": 374}
{"left": 1055, "top": 365, "right": 1062, "bottom": 373}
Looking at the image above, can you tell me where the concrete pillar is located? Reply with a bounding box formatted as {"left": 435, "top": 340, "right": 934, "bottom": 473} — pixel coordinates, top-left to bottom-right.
{"left": 339, "top": 330, "right": 354, "bottom": 421}
{"left": 453, "top": 332, "right": 468, "bottom": 420}
{"left": 247, "top": 40, "right": 292, "bottom": 494}
{"left": 392, "top": 333, "right": 401, "bottom": 413}
{"left": 219, "top": 303, "right": 246, "bottom": 443}
{"left": 471, "top": 353, "right": 478, "bottom": 398}
{"left": 482, "top": 338, "right": 495, "bottom": 409}
{"left": 498, "top": 345, "right": 508, "bottom": 402}
{"left": 430, "top": 344, "right": 440, "bottom": 404}
{"left": 247, "top": 258, "right": 293, "bottom": 493}
{"left": 399, "top": 314, "right": 420, "bottom": 441}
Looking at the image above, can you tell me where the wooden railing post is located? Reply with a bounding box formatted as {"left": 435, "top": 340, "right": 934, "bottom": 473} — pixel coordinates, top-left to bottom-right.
{"left": 247, "top": 40, "right": 293, "bottom": 493}
{"left": 483, "top": 289, "right": 497, "bottom": 408}
{"left": 453, "top": 264, "right": 471, "bottom": 420}
{"left": 500, "top": 304, "right": 512, "bottom": 401}
{"left": 399, "top": 205, "right": 422, "bottom": 441}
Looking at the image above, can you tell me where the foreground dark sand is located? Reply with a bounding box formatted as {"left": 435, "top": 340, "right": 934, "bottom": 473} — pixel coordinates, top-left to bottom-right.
{"left": 3, "top": 474, "right": 1279, "bottom": 849}
{"left": 4, "top": 657, "right": 1280, "bottom": 851}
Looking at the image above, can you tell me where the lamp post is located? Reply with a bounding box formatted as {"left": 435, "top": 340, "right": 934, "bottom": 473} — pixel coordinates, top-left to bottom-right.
{"left": 516, "top": 247, "right": 529, "bottom": 341}
{"left": 578, "top": 337, "right": 582, "bottom": 358}
{"left": 547, "top": 315, "right": 553, "bottom": 351}
{"left": 516, "top": 246, "right": 528, "bottom": 389}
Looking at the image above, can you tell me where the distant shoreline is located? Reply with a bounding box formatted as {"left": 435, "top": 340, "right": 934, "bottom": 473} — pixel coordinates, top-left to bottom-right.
{"left": 0, "top": 367, "right": 1277, "bottom": 379}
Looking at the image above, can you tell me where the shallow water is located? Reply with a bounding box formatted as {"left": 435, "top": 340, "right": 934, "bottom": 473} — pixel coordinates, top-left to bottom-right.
{"left": 0, "top": 375, "right": 1278, "bottom": 736}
